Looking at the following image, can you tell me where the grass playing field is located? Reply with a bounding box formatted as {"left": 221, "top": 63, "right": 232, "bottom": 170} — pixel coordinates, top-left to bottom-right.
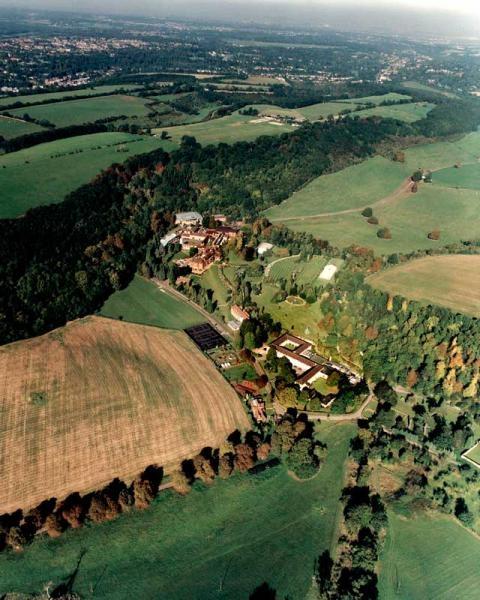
{"left": 153, "top": 110, "right": 294, "bottom": 146}
{"left": 367, "top": 255, "right": 480, "bottom": 317}
{"left": 6, "top": 95, "right": 151, "bottom": 128}
{"left": 0, "top": 316, "right": 248, "bottom": 514}
{"left": 0, "top": 115, "right": 45, "bottom": 139}
{"left": 352, "top": 101, "right": 435, "bottom": 123}
{"left": 0, "top": 85, "right": 142, "bottom": 108}
{"left": 0, "top": 132, "right": 175, "bottom": 218}
{"left": 268, "top": 255, "right": 343, "bottom": 286}
{"left": 379, "top": 511, "right": 480, "bottom": 600}
{"left": 100, "top": 275, "right": 206, "bottom": 329}
{"left": 0, "top": 422, "right": 355, "bottom": 599}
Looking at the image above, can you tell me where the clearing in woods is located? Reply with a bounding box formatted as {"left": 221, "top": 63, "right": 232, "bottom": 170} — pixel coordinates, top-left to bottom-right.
{"left": 0, "top": 316, "right": 248, "bottom": 514}
{"left": 0, "top": 423, "right": 355, "bottom": 599}
{"left": 367, "top": 255, "right": 480, "bottom": 317}
{"left": 6, "top": 94, "right": 151, "bottom": 128}
{"left": 0, "top": 132, "right": 176, "bottom": 218}
{"left": 379, "top": 511, "right": 480, "bottom": 600}
{"left": 101, "top": 274, "right": 206, "bottom": 329}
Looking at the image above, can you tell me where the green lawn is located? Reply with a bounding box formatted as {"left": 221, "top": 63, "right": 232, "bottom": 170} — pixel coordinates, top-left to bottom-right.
{"left": 268, "top": 255, "right": 340, "bottom": 286}
{"left": 400, "top": 81, "right": 459, "bottom": 98}
{"left": 7, "top": 95, "right": 151, "bottom": 128}
{"left": 0, "top": 115, "right": 45, "bottom": 139}
{"left": 100, "top": 275, "right": 206, "bottom": 330}
{"left": 265, "top": 156, "right": 410, "bottom": 220}
{"left": 463, "top": 443, "right": 480, "bottom": 467}
{"left": 379, "top": 511, "right": 480, "bottom": 600}
{"left": 153, "top": 110, "right": 294, "bottom": 146}
{"left": 223, "top": 363, "right": 258, "bottom": 381}
{"left": 0, "top": 132, "right": 175, "bottom": 218}
{"left": 339, "top": 93, "right": 412, "bottom": 105}
{"left": 0, "top": 85, "right": 142, "bottom": 108}
{"left": 352, "top": 102, "right": 435, "bottom": 123}
{"left": 0, "top": 423, "right": 354, "bottom": 599}
{"left": 433, "top": 163, "right": 480, "bottom": 190}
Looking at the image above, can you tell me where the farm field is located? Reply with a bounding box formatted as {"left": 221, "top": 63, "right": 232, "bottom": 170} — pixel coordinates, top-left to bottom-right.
{"left": 285, "top": 184, "right": 480, "bottom": 254}
{"left": 0, "top": 115, "right": 45, "bottom": 138}
{"left": 339, "top": 92, "right": 412, "bottom": 105}
{"left": 265, "top": 156, "right": 410, "bottom": 220}
{"left": 0, "top": 422, "right": 355, "bottom": 599}
{"left": 153, "top": 110, "right": 294, "bottom": 145}
{"left": 266, "top": 132, "right": 480, "bottom": 254}
{"left": 433, "top": 163, "right": 480, "bottom": 190}
{"left": 367, "top": 255, "right": 480, "bottom": 317}
{"left": 100, "top": 275, "right": 206, "bottom": 329}
{"left": 379, "top": 511, "right": 480, "bottom": 600}
{"left": 0, "top": 85, "right": 141, "bottom": 108}
{"left": 7, "top": 94, "right": 151, "bottom": 128}
{"left": 352, "top": 101, "right": 435, "bottom": 123}
{"left": 0, "top": 316, "right": 248, "bottom": 514}
{"left": 400, "top": 80, "right": 458, "bottom": 98}
{"left": 0, "top": 132, "right": 175, "bottom": 218}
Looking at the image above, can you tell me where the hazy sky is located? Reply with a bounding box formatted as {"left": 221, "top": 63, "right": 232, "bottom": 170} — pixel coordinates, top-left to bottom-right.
{"left": 1, "top": 0, "right": 479, "bottom": 37}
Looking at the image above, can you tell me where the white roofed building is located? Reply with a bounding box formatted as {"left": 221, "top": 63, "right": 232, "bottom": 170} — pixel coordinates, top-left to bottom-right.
{"left": 175, "top": 211, "right": 203, "bottom": 226}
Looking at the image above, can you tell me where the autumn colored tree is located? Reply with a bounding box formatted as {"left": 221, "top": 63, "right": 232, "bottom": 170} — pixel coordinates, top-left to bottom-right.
{"left": 233, "top": 443, "right": 255, "bottom": 473}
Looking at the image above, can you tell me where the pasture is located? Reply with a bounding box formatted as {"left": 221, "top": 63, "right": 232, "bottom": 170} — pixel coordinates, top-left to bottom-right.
{"left": 0, "top": 85, "right": 141, "bottom": 108}
{"left": 0, "top": 422, "right": 355, "bottom": 599}
{"left": 266, "top": 132, "right": 480, "bottom": 254}
{"left": 265, "top": 156, "right": 410, "bottom": 221}
{"left": 379, "top": 511, "right": 480, "bottom": 600}
{"left": 400, "top": 80, "right": 459, "bottom": 98}
{"left": 100, "top": 275, "right": 206, "bottom": 329}
{"left": 339, "top": 92, "right": 412, "bottom": 105}
{"left": 367, "top": 255, "right": 480, "bottom": 317}
{"left": 434, "top": 163, "right": 480, "bottom": 190}
{"left": 6, "top": 94, "right": 151, "bottom": 128}
{"left": 352, "top": 101, "right": 435, "bottom": 123}
{"left": 0, "top": 132, "right": 175, "bottom": 218}
{"left": 0, "top": 316, "right": 248, "bottom": 514}
{"left": 0, "top": 115, "right": 45, "bottom": 139}
{"left": 153, "top": 111, "right": 294, "bottom": 146}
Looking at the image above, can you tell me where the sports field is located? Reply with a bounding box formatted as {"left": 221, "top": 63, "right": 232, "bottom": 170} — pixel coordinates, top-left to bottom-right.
{"left": 0, "top": 132, "right": 175, "bottom": 218}
{"left": 434, "top": 163, "right": 480, "bottom": 190}
{"left": 353, "top": 101, "right": 435, "bottom": 123}
{"left": 0, "top": 316, "right": 248, "bottom": 514}
{"left": 101, "top": 275, "right": 206, "bottom": 329}
{"left": 268, "top": 255, "right": 343, "bottom": 285}
{"left": 0, "top": 85, "right": 141, "bottom": 108}
{"left": 153, "top": 111, "right": 294, "bottom": 145}
{"left": 0, "top": 115, "right": 45, "bottom": 139}
{"left": 0, "top": 422, "right": 355, "bottom": 599}
{"left": 7, "top": 94, "right": 151, "bottom": 128}
{"left": 367, "top": 255, "right": 480, "bottom": 316}
{"left": 379, "top": 511, "right": 480, "bottom": 600}
{"left": 265, "top": 156, "right": 410, "bottom": 220}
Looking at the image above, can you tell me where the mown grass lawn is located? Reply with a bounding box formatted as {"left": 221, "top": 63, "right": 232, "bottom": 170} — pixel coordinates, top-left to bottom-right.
{"left": 0, "top": 423, "right": 355, "bottom": 600}
{"left": 101, "top": 275, "right": 206, "bottom": 330}
{"left": 379, "top": 510, "right": 480, "bottom": 600}
{"left": 0, "top": 132, "right": 175, "bottom": 218}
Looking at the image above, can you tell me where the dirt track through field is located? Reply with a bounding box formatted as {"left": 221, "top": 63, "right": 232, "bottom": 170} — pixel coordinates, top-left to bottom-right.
{"left": 271, "top": 177, "right": 414, "bottom": 222}
{"left": 0, "top": 316, "right": 248, "bottom": 513}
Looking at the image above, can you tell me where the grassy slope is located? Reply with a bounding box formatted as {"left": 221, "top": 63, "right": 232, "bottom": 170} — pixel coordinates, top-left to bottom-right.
{"left": 7, "top": 95, "right": 151, "bottom": 128}
{"left": 153, "top": 111, "right": 294, "bottom": 145}
{"left": 352, "top": 102, "right": 435, "bottom": 123}
{"left": 100, "top": 275, "right": 206, "bottom": 329}
{"left": 265, "top": 156, "right": 410, "bottom": 220}
{"left": 379, "top": 511, "right": 480, "bottom": 600}
{"left": 434, "top": 163, "right": 480, "bottom": 190}
{"left": 339, "top": 93, "right": 412, "bottom": 105}
{"left": 400, "top": 81, "right": 459, "bottom": 98}
{"left": 0, "top": 85, "right": 141, "bottom": 108}
{"left": 0, "top": 116, "right": 45, "bottom": 139}
{"left": 367, "top": 255, "right": 480, "bottom": 317}
{"left": 0, "top": 132, "right": 175, "bottom": 218}
{"left": 0, "top": 422, "right": 354, "bottom": 599}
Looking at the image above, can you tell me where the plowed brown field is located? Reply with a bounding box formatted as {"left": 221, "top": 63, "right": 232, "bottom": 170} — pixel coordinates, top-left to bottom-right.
{"left": 0, "top": 316, "right": 248, "bottom": 513}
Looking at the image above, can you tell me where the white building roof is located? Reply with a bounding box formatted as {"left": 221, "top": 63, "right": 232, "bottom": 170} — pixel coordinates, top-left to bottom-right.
{"left": 160, "top": 232, "right": 178, "bottom": 247}
{"left": 257, "top": 242, "right": 274, "bottom": 256}
{"left": 319, "top": 264, "right": 338, "bottom": 281}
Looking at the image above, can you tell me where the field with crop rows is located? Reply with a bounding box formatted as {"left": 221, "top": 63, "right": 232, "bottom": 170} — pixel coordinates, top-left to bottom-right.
{"left": 0, "top": 316, "right": 248, "bottom": 514}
